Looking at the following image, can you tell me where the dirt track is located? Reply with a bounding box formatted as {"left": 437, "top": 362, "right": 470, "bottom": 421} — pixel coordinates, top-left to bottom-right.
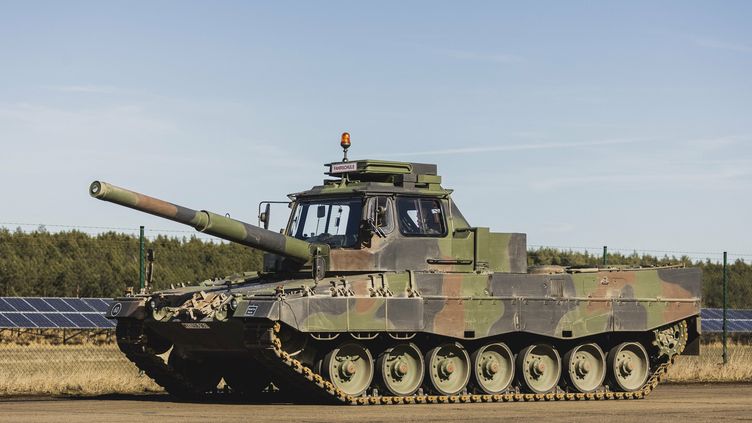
{"left": 1, "top": 384, "right": 750, "bottom": 422}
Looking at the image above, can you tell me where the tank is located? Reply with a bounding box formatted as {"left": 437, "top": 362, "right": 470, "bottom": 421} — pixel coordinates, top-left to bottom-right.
{"left": 91, "top": 134, "right": 701, "bottom": 404}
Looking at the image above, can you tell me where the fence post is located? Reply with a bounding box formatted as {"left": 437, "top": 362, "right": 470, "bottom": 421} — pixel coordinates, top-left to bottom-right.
{"left": 722, "top": 251, "right": 728, "bottom": 364}
{"left": 139, "top": 226, "right": 145, "bottom": 293}
{"left": 602, "top": 246, "right": 607, "bottom": 266}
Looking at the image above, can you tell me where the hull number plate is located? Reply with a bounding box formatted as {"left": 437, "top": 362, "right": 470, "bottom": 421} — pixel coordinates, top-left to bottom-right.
{"left": 181, "top": 322, "right": 210, "bottom": 329}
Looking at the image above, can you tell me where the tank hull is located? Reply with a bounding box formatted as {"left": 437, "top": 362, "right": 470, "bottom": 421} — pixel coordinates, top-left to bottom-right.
{"left": 110, "top": 267, "right": 700, "bottom": 340}
{"left": 109, "top": 266, "right": 700, "bottom": 403}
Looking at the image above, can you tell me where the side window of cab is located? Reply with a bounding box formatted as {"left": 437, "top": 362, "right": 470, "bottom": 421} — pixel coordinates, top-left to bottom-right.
{"left": 365, "top": 196, "right": 395, "bottom": 235}
{"left": 396, "top": 197, "right": 446, "bottom": 237}
{"left": 375, "top": 197, "right": 394, "bottom": 233}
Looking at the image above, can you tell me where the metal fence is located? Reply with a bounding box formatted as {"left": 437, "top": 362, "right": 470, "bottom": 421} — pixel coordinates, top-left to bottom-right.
{"left": 0, "top": 328, "right": 161, "bottom": 395}
{"left": 0, "top": 297, "right": 161, "bottom": 395}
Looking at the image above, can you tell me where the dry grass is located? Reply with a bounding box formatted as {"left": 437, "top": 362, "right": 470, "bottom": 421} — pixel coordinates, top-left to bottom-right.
{"left": 0, "top": 343, "right": 161, "bottom": 395}
{"left": 665, "top": 342, "right": 752, "bottom": 383}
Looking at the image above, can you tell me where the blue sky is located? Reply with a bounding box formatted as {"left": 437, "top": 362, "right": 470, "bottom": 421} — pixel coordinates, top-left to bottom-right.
{"left": 0, "top": 1, "right": 750, "bottom": 261}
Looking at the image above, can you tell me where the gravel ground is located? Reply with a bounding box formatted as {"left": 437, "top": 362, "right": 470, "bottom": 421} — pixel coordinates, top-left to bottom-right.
{"left": 1, "top": 384, "right": 750, "bottom": 422}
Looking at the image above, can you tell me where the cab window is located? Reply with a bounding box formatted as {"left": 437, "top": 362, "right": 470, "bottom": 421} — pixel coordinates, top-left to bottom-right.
{"left": 289, "top": 199, "right": 362, "bottom": 247}
{"left": 396, "top": 197, "right": 446, "bottom": 237}
{"left": 375, "top": 197, "right": 394, "bottom": 233}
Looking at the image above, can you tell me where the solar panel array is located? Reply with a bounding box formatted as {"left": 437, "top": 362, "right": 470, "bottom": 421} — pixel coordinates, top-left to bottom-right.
{"left": 701, "top": 308, "right": 752, "bottom": 332}
{"left": 0, "top": 297, "right": 114, "bottom": 329}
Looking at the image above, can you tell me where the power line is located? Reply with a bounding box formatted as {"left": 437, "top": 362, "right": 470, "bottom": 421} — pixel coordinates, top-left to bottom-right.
{"left": 0, "top": 222, "right": 199, "bottom": 234}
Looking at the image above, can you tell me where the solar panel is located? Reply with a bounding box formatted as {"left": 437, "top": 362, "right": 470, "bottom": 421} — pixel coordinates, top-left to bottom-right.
{"left": 24, "top": 298, "right": 56, "bottom": 312}
{"left": 4, "top": 298, "right": 35, "bottom": 312}
{"left": 0, "top": 297, "right": 119, "bottom": 329}
{"left": 43, "top": 313, "right": 76, "bottom": 328}
{"left": 702, "top": 319, "right": 723, "bottom": 332}
{"left": 0, "top": 313, "right": 17, "bottom": 328}
{"left": 5, "top": 313, "right": 36, "bottom": 328}
{"left": 732, "top": 310, "right": 752, "bottom": 320}
{"left": 0, "top": 299, "right": 16, "bottom": 312}
{"left": 85, "top": 313, "right": 116, "bottom": 328}
{"left": 701, "top": 309, "right": 722, "bottom": 319}
{"left": 702, "top": 309, "right": 752, "bottom": 321}
{"left": 64, "top": 298, "right": 96, "bottom": 312}
{"left": 42, "top": 298, "right": 76, "bottom": 312}
{"left": 725, "top": 310, "right": 740, "bottom": 320}
{"left": 63, "top": 313, "right": 97, "bottom": 328}
{"left": 83, "top": 298, "right": 111, "bottom": 312}
{"left": 24, "top": 313, "right": 56, "bottom": 328}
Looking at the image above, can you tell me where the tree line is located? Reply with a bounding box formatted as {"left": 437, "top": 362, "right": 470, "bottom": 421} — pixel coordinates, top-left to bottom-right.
{"left": 0, "top": 228, "right": 748, "bottom": 308}
{"left": 0, "top": 228, "right": 262, "bottom": 298}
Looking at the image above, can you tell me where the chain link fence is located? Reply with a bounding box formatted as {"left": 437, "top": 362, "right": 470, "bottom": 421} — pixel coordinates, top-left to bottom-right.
{"left": 0, "top": 328, "right": 161, "bottom": 395}
{"left": 666, "top": 334, "right": 752, "bottom": 383}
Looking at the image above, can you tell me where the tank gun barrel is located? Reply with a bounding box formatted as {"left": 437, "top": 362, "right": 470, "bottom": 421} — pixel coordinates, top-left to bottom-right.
{"left": 89, "top": 181, "right": 314, "bottom": 263}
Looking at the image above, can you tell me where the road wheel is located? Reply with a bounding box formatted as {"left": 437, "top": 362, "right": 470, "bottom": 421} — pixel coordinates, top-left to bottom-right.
{"left": 321, "top": 342, "right": 374, "bottom": 397}
{"left": 516, "top": 344, "right": 561, "bottom": 393}
{"left": 471, "top": 342, "right": 515, "bottom": 394}
{"left": 425, "top": 342, "right": 471, "bottom": 395}
{"left": 607, "top": 342, "right": 649, "bottom": 392}
{"left": 377, "top": 343, "right": 424, "bottom": 396}
{"left": 563, "top": 343, "right": 606, "bottom": 393}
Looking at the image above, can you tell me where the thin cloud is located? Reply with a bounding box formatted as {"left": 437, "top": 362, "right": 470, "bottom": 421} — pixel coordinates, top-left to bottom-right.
{"left": 436, "top": 48, "right": 524, "bottom": 64}
{"left": 47, "top": 85, "right": 118, "bottom": 94}
{"left": 390, "top": 137, "right": 649, "bottom": 157}
{"left": 686, "top": 135, "right": 748, "bottom": 151}
{"left": 695, "top": 38, "right": 752, "bottom": 54}
{"left": 530, "top": 167, "right": 751, "bottom": 191}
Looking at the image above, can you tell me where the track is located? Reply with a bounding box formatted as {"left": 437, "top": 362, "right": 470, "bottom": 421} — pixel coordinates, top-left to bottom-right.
{"left": 260, "top": 322, "right": 674, "bottom": 404}
{"left": 1, "top": 384, "right": 750, "bottom": 422}
{"left": 116, "top": 319, "right": 688, "bottom": 405}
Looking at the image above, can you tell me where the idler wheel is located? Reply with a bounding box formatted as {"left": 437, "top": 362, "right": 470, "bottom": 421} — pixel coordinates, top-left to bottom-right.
{"left": 607, "top": 342, "right": 649, "bottom": 392}
{"left": 377, "top": 343, "right": 424, "bottom": 396}
{"left": 425, "top": 342, "right": 471, "bottom": 395}
{"left": 321, "top": 342, "right": 374, "bottom": 397}
{"left": 471, "top": 342, "right": 514, "bottom": 394}
{"left": 516, "top": 344, "right": 561, "bottom": 394}
{"left": 562, "top": 343, "right": 606, "bottom": 393}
